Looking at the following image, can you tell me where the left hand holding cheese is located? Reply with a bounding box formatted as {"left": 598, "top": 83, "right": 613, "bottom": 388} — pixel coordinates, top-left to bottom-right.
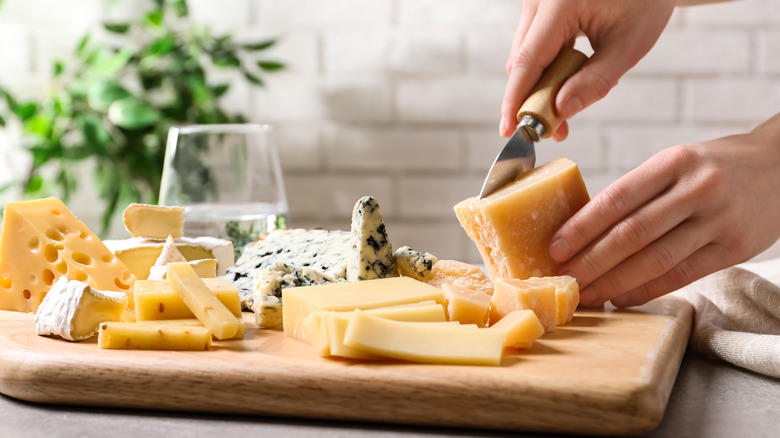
{"left": 550, "top": 113, "right": 780, "bottom": 308}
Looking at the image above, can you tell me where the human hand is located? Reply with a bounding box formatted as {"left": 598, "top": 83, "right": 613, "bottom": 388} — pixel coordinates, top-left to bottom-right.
{"left": 548, "top": 113, "right": 780, "bottom": 308}
{"left": 500, "top": 0, "right": 676, "bottom": 139}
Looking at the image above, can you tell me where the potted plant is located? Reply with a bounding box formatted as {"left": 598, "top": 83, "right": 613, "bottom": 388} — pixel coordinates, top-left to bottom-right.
{"left": 0, "top": 0, "right": 283, "bottom": 235}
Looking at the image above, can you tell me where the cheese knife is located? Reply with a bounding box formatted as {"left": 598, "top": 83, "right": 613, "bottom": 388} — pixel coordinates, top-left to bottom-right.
{"left": 479, "top": 47, "right": 588, "bottom": 199}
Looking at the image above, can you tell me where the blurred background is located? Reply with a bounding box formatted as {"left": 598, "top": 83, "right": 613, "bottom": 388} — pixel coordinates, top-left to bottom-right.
{"left": 1, "top": 0, "right": 778, "bottom": 264}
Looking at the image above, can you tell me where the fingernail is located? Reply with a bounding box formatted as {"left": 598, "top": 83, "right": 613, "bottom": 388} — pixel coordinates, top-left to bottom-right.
{"left": 549, "top": 238, "right": 571, "bottom": 260}
{"left": 562, "top": 96, "right": 583, "bottom": 119}
{"left": 499, "top": 115, "right": 509, "bottom": 136}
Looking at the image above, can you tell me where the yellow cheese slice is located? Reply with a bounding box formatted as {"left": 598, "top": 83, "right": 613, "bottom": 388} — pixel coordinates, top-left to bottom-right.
{"left": 441, "top": 283, "right": 491, "bottom": 327}
{"left": 134, "top": 278, "right": 241, "bottom": 321}
{"left": 423, "top": 260, "right": 494, "bottom": 295}
{"left": 166, "top": 262, "right": 239, "bottom": 340}
{"left": 282, "top": 276, "right": 444, "bottom": 342}
{"left": 454, "top": 157, "right": 589, "bottom": 280}
{"left": 490, "top": 277, "right": 557, "bottom": 331}
{"left": 135, "top": 318, "right": 245, "bottom": 340}
{"left": 489, "top": 309, "right": 545, "bottom": 349}
{"left": 97, "top": 321, "right": 212, "bottom": 350}
{"left": 322, "top": 302, "right": 448, "bottom": 359}
{"left": 342, "top": 311, "right": 505, "bottom": 366}
{"left": 122, "top": 203, "right": 185, "bottom": 239}
{"left": 0, "top": 197, "right": 136, "bottom": 313}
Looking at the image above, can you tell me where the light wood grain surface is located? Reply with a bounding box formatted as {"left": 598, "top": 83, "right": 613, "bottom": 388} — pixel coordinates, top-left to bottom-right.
{"left": 0, "top": 296, "right": 692, "bottom": 436}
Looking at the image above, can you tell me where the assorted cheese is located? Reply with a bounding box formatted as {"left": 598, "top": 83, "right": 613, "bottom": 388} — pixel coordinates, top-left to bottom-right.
{"left": 35, "top": 277, "right": 128, "bottom": 341}
{"left": 122, "top": 203, "right": 185, "bottom": 239}
{"left": 454, "top": 157, "right": 590, "bottom": 280}
{"left": 5, "top": 185, "right": 586, "bottom": 362}
{"left": 0, "top": 197, "right": 136, "bottom": 313}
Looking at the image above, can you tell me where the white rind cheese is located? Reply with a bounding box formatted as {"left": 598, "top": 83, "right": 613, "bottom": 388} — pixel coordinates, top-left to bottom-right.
{"left": 393, "top": 246, "right": 438, "bottom": 281}
{"left": 104, "top": 236, "right": 234, "bottom": 278}
{"left": 35, "top": 277, "right": 128, "bottom": 341}
{"left": 225, "top": 228, "right": 350, "bottom": 309}
{"left": 251, "top": 262, "right": 340, "bottom": 327}
{"left": 346, "top": 196, "right": 397, "bottom": 281}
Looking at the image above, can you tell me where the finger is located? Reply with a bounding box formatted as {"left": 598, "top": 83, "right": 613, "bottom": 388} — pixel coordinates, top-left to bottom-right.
{"left": 577, "top": 215, "right": 712, "bottom": 307}
{"left": 554, "top": 41, "right": 642, "bottom": 119}
{"left": 500, "top": 6, "right": 574, "bottom": 137}
{"left": 550, "top": 155, "right": 677, "bottom": 262}
{"left": 609, "top": 243, "right": 737, "bottom": 308}
{"left": 551, "top": 120, "right": 569, "bottom": 142}
{"left": 506, "top": 0, "right": 539, "bottom": 75}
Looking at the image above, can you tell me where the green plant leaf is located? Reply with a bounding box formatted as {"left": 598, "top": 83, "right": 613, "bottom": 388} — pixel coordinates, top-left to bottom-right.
{"left": 75, "top": 33, "right": 91, "bottom": 55}
{"left": 87, "top": 82, "right": 131, "bottom": 112}
{"left": 145, "top": 10, "right": 164, "bottom": 27}
{"left": 0, "top": 114, "right": 5, "bottom": 127}
{"left": 257, "top": 60, "right": 285, "bottom": 72}
{"left": 108, "top": 97, "right": 159, "bottom": 129}
{"left": 104, "top": 22, "right": 131, "bottom": 34}
{"left": 146, "top": 34, "right": 176, "bottom": 57}
{"left": 211, "top": 83, "right": 230, "bottom": 97}
{"left": 79, "top": 114, "right": 111, "bottom": 152}
{"left": 171, "top": 0, "right": 188, "bottom": 17}
{"left": 53, "top": 60, "right": 65, "bottom": 77}
{"left": 212, "top": 52, "right": 241, "bottom": 68}
{"left": 24, "top": 174, "right": 44, "bottom": 194}
{"left": 241, "top": 40, "right": 276, "bottom": 51}
{"left": 14, "top": 102, "right": 38, "bottom": 121}
{"left": 243, "top": 71, "right": 264, "bottom": 87}
{"left": 94, "top": 47, "right": 134, "bottom": 75}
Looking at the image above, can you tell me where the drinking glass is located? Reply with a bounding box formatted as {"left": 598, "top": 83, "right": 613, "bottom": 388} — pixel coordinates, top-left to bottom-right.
{"left": 159, "top": 124, "right": 289, "bottom": 258}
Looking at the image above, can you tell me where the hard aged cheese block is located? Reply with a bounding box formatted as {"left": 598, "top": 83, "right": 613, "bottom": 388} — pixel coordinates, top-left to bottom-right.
{"left": 489, "top": 309, "right": 545, "bottom": 349}
{"left": 323, "top": 302, "right": 447, "bottom": 359}
{"left": 166, "top": 263, "right": 239, "bottom": 340}
{"left": 347, "top": 196, "right": 398, "bottom": 281}
{"left": 423, "top": 259, "right": 494, "bottom": 295}
{"left": 98, "top": 321, "right": 212, "bottom": 350}
{"left": 226, "top": 228, "right": 350, "bottom": 309}
{"left": 393, "top": 246, "right": 438, "bottom": 281}
{"left": 134, "top": 278, "right": 241, "bottom": 321}
{"left": 441, "top": 284, "right": 491, "bottom": 327}
{"left": 35, "top": 277, "right": 128, "bottom": 341}
{"left": 454, "top": 157, "right": 589, "bottom": 280}
{"left": 526, "top": 275, "right": 579, "bottom": 325}
{"left": 122, "top": 203, "right": 185, "bottom": 239}
{"left": 343, "top": 311, "right": 505, "bottom": 366}
{"left": 282, "top": 276, "right": 444, "bottom": 342}
{"left": 0, "top": 197, "right": 136, "bottom": 313}
{"left": 491, "top": 277, "right": 558, "bottom": 331}
{"left": 104, "top": 236, "right": 234, "bottom": 280}
{"left": 135, "top": 318, "right": 244, "bottom": 340}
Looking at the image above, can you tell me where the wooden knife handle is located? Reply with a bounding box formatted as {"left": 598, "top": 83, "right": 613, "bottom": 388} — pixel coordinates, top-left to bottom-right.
{"left": 517, "top": 47, "right": 588, "bottom": 140}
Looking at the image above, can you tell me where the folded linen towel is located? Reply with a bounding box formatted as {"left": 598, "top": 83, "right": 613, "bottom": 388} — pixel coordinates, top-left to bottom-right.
{"left": 673, "top": 257, "right": 780, "bottom": 378}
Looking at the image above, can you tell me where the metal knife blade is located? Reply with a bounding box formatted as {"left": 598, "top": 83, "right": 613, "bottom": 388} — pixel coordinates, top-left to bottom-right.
{"left": 477, "top": 47, "right": 588, "bottom": 200}
{"left": 478, "top": 126, "right": 537, "bottom": 199}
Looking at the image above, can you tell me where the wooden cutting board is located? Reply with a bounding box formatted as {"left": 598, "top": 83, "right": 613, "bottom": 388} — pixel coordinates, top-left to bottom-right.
{"left": 0, "top": 295, "right": 692, "bottom": 436}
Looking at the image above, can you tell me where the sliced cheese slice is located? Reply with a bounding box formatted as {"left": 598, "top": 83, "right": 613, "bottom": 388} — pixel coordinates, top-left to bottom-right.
{"left": 282, "top": 276, "right": 444, "bottom": 342}
{"left": 134, "top": 278, "right": 241, "bottom": 321}
{"left": 135, "top": 318, "right": 245, "bottom": 340}
{"left": 98, "top": 321, "right": 211, "bottom": 350}
{"left": 166, "top": 262, "right": 239, "bottom": 340}
{"left": 342, "top": 311, "right": 505, "bottom": 366}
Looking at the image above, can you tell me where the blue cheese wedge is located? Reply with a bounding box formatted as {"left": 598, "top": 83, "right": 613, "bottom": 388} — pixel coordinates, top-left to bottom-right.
{"left": 251, "top": 262, "right": 340, "bottom": 327}
{"left": 346, "top": 196, "right": 398, "bottom": 281}
{"left": 35, "top": 276, "right": 128, "bottom": 341}
{"left": 393, "top": 246, "right": 438, "bottom": 281}
{"left": 225, "top": 228, "right": 350, "bottom": 309}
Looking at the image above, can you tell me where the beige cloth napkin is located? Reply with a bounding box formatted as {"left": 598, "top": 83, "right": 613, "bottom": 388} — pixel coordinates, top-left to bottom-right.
{"left": 672, "top": 257, "right": 780, "bottom": 378}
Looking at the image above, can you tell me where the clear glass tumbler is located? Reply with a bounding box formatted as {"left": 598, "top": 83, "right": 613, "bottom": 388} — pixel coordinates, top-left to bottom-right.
{"left": 159, "top": 124, "right": 289, "bottom": 258}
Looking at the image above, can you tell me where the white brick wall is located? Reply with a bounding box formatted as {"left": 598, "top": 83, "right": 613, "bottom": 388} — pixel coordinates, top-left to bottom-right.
{"left": 1, "top": 0, "right": 778, "bottom": 263}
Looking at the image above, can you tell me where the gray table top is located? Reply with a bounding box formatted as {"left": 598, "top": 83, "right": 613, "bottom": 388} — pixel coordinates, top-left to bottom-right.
{"left": 0, "top": 350, "right": 777, "bottom": 438}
